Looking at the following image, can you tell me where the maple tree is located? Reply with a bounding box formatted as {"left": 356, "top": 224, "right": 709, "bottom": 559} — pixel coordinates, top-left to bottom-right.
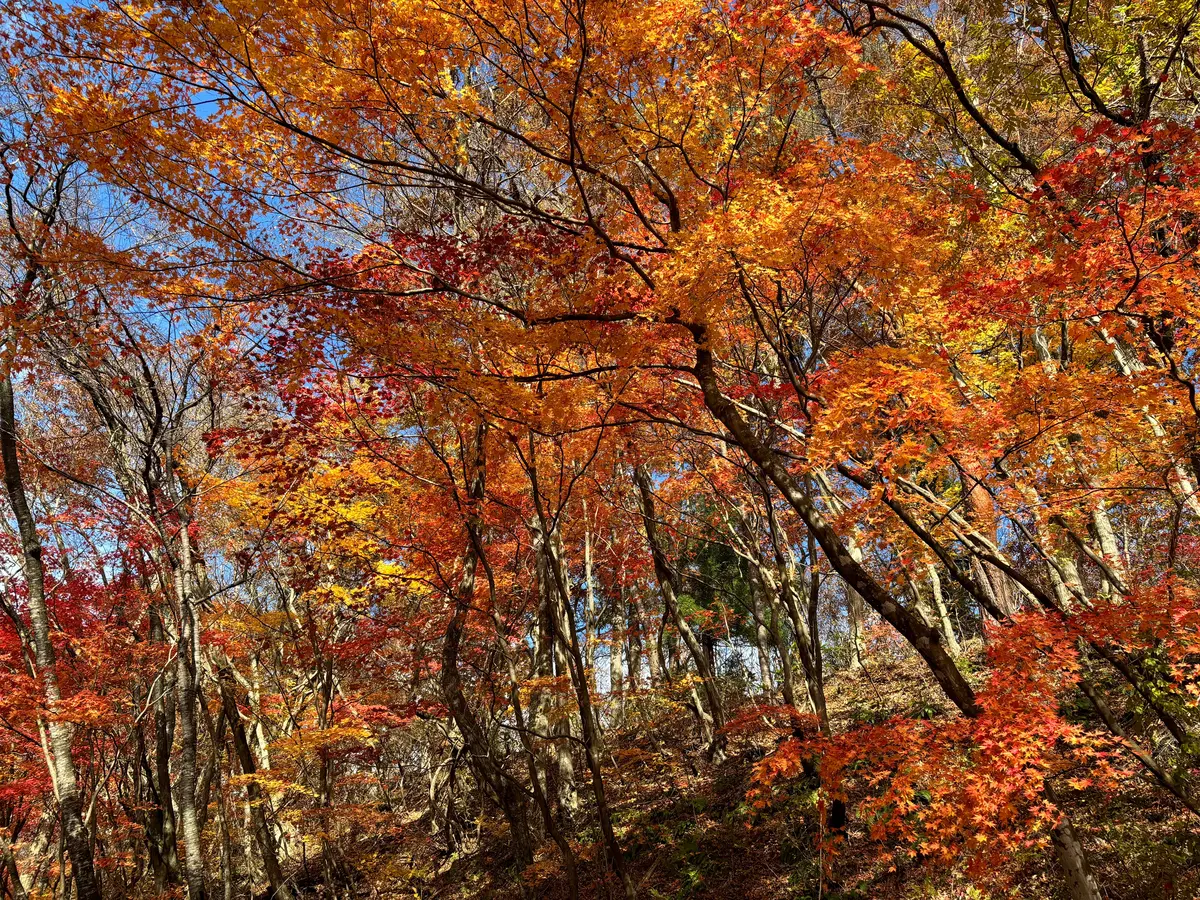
{"left": 0, "top": 0, "right": 1196, "bottom": 898}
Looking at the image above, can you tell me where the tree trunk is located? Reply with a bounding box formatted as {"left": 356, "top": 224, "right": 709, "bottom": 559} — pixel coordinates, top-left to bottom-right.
{"left": 533, "top": 500, "right": 637, "bottom": 900}
{"left": 1090, "top": 503, "right": 1125, "bottom": 598}
{"left": 617, "top": 549, "right": 637, "bottom": 692}
{"left": 634, "top": 466, "right": 727, "bottom": 757}
{"left": 443, "top": 550, "right": 537, "bottom": 865}
{"left": 766, "top": 590, "right": 797, "bottom": 708}
{"left": 692, "top": 338, "right": 980, "bottom": 717}
{"left": 530, "top": 519, "right": 578, "bottom": 821}
{"left": 171, "top": 520, "right": 208, "bottom": 900}
{"left": 634, "top": 592, "right": 659, "bottom": 687}
{"left": 1047, "top": 792, "right": 1103, "bottom": 900}
{"left": 583, "top": 502, "right": 599, "bottom": 694}
{"left": 957, "top": 462, "right": 1020, "bottom": 616}
{"left": 845, "top": 583, "right": 867, "bottom": 670}
{"left": 217, "top": 668, "right": 292, "bottom": 899}
{"left": 173, "top": 613, "right": 206, "bottom": 900}
{"left": 441, "top": 434, "right": 535, "bottom": 867}
{"left": 610, "top": 580, "right": 626, "bottom": 704}
{"left": 926, "top": 566, "right": 961, "bottom": 655}
{"left": 747, "top": 563, "right": 777, "bottom": 701}
{"left": 0, "top": 377, "right": 102, "bottom": 900}
{"left": 2, "top": 830, "right": 29, "bottom": 900}
{"left": 147, "top": 603, "right": 182, "bottom": 889}
{"left": 810, "top": 473, "right": 869, "bottom": 670}
{"left": 764, "top": 509, "right": 829, "bottom": 729}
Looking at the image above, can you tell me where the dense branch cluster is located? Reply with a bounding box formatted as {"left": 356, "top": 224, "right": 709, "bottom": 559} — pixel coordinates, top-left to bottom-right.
{"left": 0, "top": 0, "right": 1199, "bottom": 898}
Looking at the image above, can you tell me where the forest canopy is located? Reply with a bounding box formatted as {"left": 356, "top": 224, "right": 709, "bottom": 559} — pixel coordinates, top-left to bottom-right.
{"left": 0, "top": 0, "right": 1199, "bottom": 897}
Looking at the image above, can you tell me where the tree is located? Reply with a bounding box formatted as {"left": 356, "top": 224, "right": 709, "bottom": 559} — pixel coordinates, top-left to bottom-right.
{"left": 0, "top": 0, "right": 1198, "bottom": 896}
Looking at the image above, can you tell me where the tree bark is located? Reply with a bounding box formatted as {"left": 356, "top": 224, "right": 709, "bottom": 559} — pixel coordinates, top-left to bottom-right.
{"left": 533, "top": 500, "right": 637, "bottom": 900}
{"left": 748, "top": 565, "right": 777, "bottom": 701}
{"left": 216, "top": 668, "right": 292, "bottom": 899}
{"left": 763, "top": 507, "right": 829, "bottom": 730}
{"left": 440, "top": 431, "right": 535, "bottom": 867}
{"left": 1046, "top": 786, "right": 1103, "bottom": 900}
{"left": 530, "top": 519, "right": 578, "bottom": 821}
{"left": 634, "top": 592, "right": 660, "bottom": 686}
{"left": 0, "top": 376, "right": 102, "bottom": 900}
{"left": 147, "top": 604, "right": 181, "bottom": 889}
{"left": 691, "top": 338, "right": 980, "bottom": 717}
{"left": 926, "top": 566, "right": 961, "bottom": 655}
{"left": 583, "top": 501, "right": 599, "bottom": 694}
{"left": 634, "top": 466, "right": 727, "bottom": 757}
{"left": 170, "top": 519, "right": 208, "bottom": 900}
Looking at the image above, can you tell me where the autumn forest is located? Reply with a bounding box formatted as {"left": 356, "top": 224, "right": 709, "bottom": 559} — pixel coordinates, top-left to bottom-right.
{"left": 0, "top": 0, "right": 1197, "bottom": 897}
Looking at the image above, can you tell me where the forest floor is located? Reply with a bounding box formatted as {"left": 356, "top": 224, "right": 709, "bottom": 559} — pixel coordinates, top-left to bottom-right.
{"left": 317, "top": 648, "right": 1200, "bottom": 900}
